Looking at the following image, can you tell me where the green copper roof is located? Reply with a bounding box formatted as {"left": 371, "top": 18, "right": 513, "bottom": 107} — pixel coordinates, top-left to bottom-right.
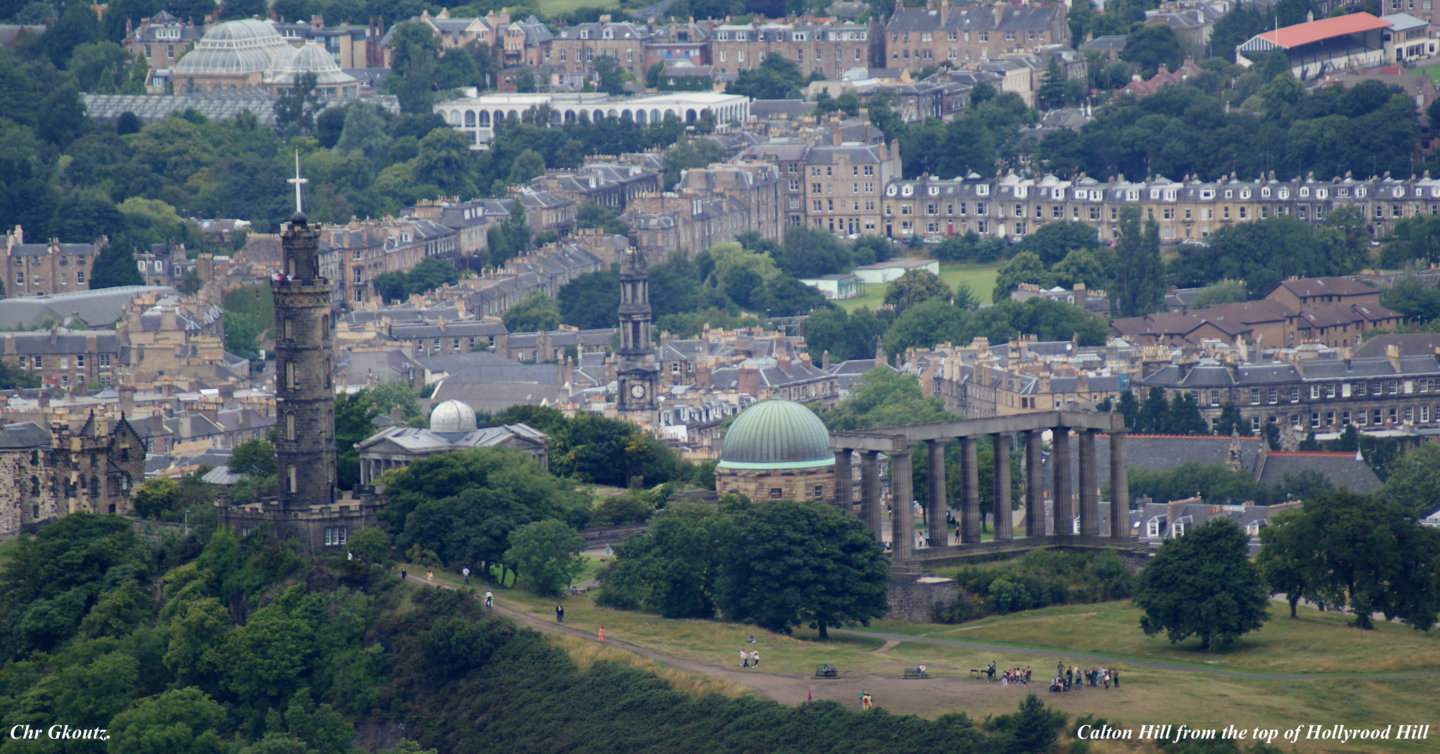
{"left": 718, "top": 399, "right": 834, "bottom": 470}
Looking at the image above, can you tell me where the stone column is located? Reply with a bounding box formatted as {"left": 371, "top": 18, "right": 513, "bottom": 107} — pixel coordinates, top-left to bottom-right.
{"left": 890, "top": 448, "right": 915, "bottom": 561}
{"left": 860, "top": 451, "right": 882, "bottom": 540}
{"left": 961, "top": 435, "right": 980, "bottom": 544}
{"left": 833, "top": 449, "right": 852, "bottom": 510}
{"left": 1079, "top": 429, "right": 1099, "bottom": 537}
{"left": 1110, "top": 430, "right": 1130, "bottom": 539}
{"left": 1052, "top": 427, "right": 1073, "bottom": 536}
{"left": 992, "top": 433, "right": 1012, "bottom": 541}
{"left": 1025, "top": 430, "right": 1045, "bottom": 537}
{"left": 927, "top": 440, "right": 947, "bottom": 547}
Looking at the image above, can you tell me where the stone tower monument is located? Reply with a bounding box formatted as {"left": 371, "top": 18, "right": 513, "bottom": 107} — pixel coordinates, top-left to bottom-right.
{"left": 616, "top": 246, "right": 658, "bottom": 413}
{"left": 273, "top": 162, "right": 336, "bottom": 508}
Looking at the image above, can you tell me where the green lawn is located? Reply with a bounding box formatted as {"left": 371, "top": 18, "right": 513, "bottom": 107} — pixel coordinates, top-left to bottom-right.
{"left": 537, "top": 0, "right": 619, "bottom": 15}
{"left": 863, "top": 600, "right": 1440, "bottom": 674}
{"left": 1421, "top": 64, "right": 1440, "bottom": 86}
{"left": 402, "top": 570, "right": 1440, "bottom": 748}
{"left": 839, "top": 262, "right": 1001, "bottom": 312}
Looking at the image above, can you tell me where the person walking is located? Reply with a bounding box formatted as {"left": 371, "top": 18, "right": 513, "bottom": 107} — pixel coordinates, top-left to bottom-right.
{"left": 401, "top": 569, "right": 407, "bottom": 581}
{"left": 462, "top": 566, "right": 470, "bottom": 585}
{"left": 751, "top": 650, "right": 760, "bottom": 668}
{"left": 740, "top": 649, "right": 749, "bottom": 668}
{"left": 555, "top": 603, "right": 564, "bottom": 623}
{"left": 484, "top": 590, "right": 493, "bottom": 609}
{"left": 598, "top": 626, "right": 605, "bottom": 642}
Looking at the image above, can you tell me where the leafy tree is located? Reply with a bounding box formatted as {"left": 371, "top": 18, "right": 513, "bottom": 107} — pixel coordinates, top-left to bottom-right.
{"left": 335, "top": 382, "right": 421, "bottom": 489}
{"left": 106, "top": 686, "right": 228, "bottom": 754}
{"left": 1110, "top": 207, "right": 1163, "bottom": 317}
{"left": 992, "top": 251, "right": 1054, "bottom": 302}
{"left": 1263, "top": 491, "right": 1440, "bottom": 630}
{"left": 558, "top": 267, "right": 620, "bottom": 329}
{"left": 716, "top": 500, "right": 889, "bottom": 639}
{"left": 502, "top": 291, "right": 561, "bottom": 334}
{"left": 575, "top": 201, "right": 629, "bottom": 236}
{"left": 884, "top": 268, "right": 950, "bottom": 314}
{"left": 1016, "top": 222, "right": 1099, "bottom": 266}
{"left": 485, "top": 204, "right": 532, "bottom": 267}
{"left": 802, "top": 307, "right": 886, "bottom": 363}
{"left": 984, "top": 694, "right": 1067, "bottom": 754}
{"left": 660, "top": 137, "right": 726, "bottom": 188}
{"left": 819, "top": 367, "right": 953, "bottom": 431}
{"left": 1211, "top": 401, "right": 1248, "bottom": 437}
{"left": 505, "top": 519, "right": 586, "bottom": 597}
{"left": 727, "top": 53, "right": 805, "bottom": 100}
{"left": 388, "top": 20, "right": 441, "bottom": 113}
{"left": 133, "top": 478, "right": 183, "bottom": 519}
{"left": 597, "top": 507, "right": 718, "bottom": 618}
{"left": 273, "top": 72, "right": 323, "bottom": 138}
{"left": 334, "top": 101, "right": 391, "bottom": 160}
{"left": 90, "top": 240, "right": 146, "bottom": 289}
{"left": 592, "top": 55, "right": 629, "bottom": 95}
{"left": 230, "top": 437, "right": 277, "bottom": 480}
{"left": 221, "top": 603, "right": 316, "bottom": 705}
{"left": 1036, "top": 57, "right": 1070, "bottom": 111}
{"left": 881, "top": 297, "right": 967, "bottom": 354}
{"left": 1192, "top": 280, "right": 1249, "bottom": 308}
{"left": 1122, "top": 23, "right": 1184, "bottom": 78}
{"left": 1378, "top": 442, "right": 1440, "bottom": 516}
{"left": 384, "top": 448, "right": 588, "bottom": 579}
{"left": 1257, "top": 516, "right": 1309, "bottom": 619}
{"left": 1136, "top": 518, "right": 1269, "bottom": 650}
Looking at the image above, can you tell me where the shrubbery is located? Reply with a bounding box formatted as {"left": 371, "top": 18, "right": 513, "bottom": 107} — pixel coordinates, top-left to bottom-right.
{"left": 938, "top": 550, "right": 1135, "bottom": 622}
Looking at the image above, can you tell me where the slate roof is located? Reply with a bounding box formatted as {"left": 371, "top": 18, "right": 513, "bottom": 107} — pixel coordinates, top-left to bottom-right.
{"left": 0, "top": 421, "right": 50, "bottom": 450}
{"left": 886, "top": 6, "right": 1062, "bottom": 33}
{"left": 1256, "top": 451, "right": 1381, "bottom": 494}
{"left": 430, "top": 380, "right": 563, "bottom": 414}
{"left": 1353, "top": 333, "right": 1440, "bottom": 358}
{"left": 419, "top": 352, "right": 558, "bottom": 384}
{"left": 1271, "top": 276, "right": 1378, "bottom": 299}
{"left": 0, "top": 286, "right": 173, "bottom": 330}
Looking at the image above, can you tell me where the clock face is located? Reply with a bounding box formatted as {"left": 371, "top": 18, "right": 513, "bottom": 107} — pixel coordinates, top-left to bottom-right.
{"left": 630, "top": 383, "right": 646, "bottom": 398}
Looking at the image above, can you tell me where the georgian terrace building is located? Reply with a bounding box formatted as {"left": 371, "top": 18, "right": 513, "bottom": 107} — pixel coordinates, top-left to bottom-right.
{"left": 1140, "top": 345, "right": 1440, "bottom": 436}
{"left": 878, "top": 172, "right": 1440, "bottom": 243}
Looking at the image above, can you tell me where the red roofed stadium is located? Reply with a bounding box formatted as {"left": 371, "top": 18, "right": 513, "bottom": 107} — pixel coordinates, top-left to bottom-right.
{"left": 1237, "top": 13, "right": 1391, "bottom": 80}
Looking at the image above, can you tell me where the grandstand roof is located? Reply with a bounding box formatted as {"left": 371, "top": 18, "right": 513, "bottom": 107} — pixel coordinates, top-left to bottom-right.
{"left": 1249, "top": 13, "right": 1389, "bottom": 51}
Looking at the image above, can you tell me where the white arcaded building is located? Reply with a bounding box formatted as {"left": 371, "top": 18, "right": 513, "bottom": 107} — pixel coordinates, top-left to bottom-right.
{"left": 435, "top": 90, "right": 751, "bottom": 148}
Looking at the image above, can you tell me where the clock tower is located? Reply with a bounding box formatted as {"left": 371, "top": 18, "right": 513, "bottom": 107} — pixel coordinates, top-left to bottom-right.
{"left": 617, "top": 246, "right": 658, "bottom": 413}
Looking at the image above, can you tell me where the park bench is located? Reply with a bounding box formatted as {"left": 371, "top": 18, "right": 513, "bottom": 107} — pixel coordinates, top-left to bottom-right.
{"left": 902, "top": 668, "right": 930, "bottom": 680}
{"left": 814, "top": 665, "right": 840, "bottom": 679}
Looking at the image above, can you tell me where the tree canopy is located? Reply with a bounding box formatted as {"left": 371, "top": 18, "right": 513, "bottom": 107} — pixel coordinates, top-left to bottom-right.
{"left": 1136, "top": 518, "right": 1269, "bottom": 650}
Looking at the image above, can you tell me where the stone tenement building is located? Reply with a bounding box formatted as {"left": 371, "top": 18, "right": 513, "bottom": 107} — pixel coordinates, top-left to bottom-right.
{"left": 878, "top": 173, "right": 1440, "bottom": 244}
{"left": 0, "top": 414, "right": 144, "bottom": 535}
{"left": 884, "top": 1, "right": 1069, "bottom": 71}
{"left": 2, "top": 226, "right": 102, "bottom": 298}
{"left": 708, "top": 19, "right": 874, "bottom": 79}
{"left": 1140, "top": 343, "right": 1440, "bottom": 438}
{"left": 738, "top": 136, "right": 904, "bottom": 235}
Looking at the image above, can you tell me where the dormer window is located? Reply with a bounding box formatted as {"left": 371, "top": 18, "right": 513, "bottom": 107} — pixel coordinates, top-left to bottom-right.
{"left": 580, "top": 30, "right": 589, "bottom": 39}
{"left": 602, "top": 28, "right": 612, "bottom": 39}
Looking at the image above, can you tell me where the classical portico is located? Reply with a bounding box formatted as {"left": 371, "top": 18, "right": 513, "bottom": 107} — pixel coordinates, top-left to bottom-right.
{"left": 830, "top": 411, "right": 1131, "bottom": 561}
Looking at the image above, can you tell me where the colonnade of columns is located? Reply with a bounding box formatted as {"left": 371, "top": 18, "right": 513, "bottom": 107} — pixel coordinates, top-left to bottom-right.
{"left": 831, "top": 425, "right": 1129, "bottom": 559}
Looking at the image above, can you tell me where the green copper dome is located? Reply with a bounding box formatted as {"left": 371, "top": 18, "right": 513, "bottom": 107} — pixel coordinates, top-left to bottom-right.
{"left": 718, "top": 400, "right": 834, "bottom": 470}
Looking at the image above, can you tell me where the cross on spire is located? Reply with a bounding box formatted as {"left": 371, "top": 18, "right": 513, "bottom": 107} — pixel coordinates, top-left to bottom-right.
{"left": 287, "top": 151, "right": 307, "bottom": 215}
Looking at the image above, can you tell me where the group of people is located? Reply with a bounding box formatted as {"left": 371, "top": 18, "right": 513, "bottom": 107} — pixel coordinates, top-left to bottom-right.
{"left": 859, "top": 690, "right": 874, "bottom": 710}
{"left": 1049, "top": 663, "right": 1118, "bottom": 692}
{"left": 984, "top": 661, "right": 1032, "bottom": 685}
{"left": 739, "top": 649, "right": 761, "bottom": 668}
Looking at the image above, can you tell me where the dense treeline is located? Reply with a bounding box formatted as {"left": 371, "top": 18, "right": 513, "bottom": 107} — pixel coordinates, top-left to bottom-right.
{"left": 0, "top": 512, "right": 1069, "bottom": 752}
{"left": 597, "top": 497, "right": 889, "bottom": 638}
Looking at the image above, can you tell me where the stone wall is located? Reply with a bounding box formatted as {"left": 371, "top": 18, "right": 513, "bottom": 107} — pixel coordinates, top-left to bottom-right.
{"left": 885, "top": 566, "right": 960, "bottom": 622}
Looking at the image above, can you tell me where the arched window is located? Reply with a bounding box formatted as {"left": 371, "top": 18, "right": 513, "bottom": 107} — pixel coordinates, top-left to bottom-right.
{"left": 286, "top": 412, "right": 296, "bottom": 440}
{"left": 286, "top": 361, "right": 296, "bottom": 390}
{"left": 287, "top": 465, "right": 297, "bottom": 493}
